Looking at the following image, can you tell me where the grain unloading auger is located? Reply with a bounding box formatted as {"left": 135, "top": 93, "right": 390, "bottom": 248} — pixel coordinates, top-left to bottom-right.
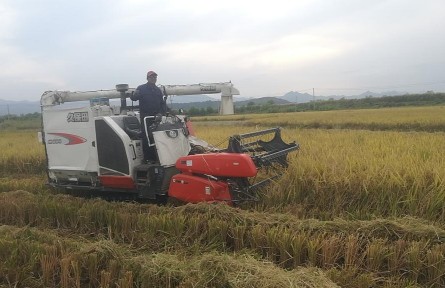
{"left": 40, "top": 83, "right": 299, "bottom": 204}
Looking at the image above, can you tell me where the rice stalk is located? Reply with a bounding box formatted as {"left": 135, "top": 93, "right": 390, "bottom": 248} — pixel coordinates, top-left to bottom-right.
{"left": 40, "top": 245, "right": 58, "bottom": 286}
{"left": 366, "top": 239, "right": 389, "bottom": 272}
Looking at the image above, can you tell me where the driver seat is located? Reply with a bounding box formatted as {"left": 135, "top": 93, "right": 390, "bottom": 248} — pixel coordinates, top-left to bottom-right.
{"left": 123, "top": 116, "right": 142, "bottom": 140}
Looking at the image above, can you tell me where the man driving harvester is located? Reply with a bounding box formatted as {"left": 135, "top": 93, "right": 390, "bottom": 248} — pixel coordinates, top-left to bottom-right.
{"left": 130, "top": 70, "right": 167, "bottom": 161}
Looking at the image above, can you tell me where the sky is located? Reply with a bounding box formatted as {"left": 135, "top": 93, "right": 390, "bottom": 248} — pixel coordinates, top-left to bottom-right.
{"left": 0, "top": 0, "right": 444, "bottom": 101}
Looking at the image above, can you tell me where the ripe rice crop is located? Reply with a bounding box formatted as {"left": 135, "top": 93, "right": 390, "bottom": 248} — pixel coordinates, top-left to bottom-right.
{"left": 195, "top": 105, "right": 445, "bottom": 132}
{"left": 0, "top": 175, "right": 47, "bottom": 193}
{"left": 193, "top": 123, "right": 445, "bottom": 222}
{"left": 0, "top": 131, "right": 45, "bottom": 175}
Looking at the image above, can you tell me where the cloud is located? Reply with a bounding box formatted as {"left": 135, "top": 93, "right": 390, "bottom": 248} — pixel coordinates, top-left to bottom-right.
{"left": 0, "top": 2, "right": 16, "bottom": 40}
{"left": 0, "top": 2, "right": 67, "bottom": 99}
{"left": 0, "top": 0, "right": 445, "bottom": 100}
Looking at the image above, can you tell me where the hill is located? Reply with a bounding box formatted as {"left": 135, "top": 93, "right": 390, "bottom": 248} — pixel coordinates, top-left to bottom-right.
{"left": 169, "top": 97, "right": 290, "bottom": 111}
{"left": 0, "top": 99, "right": 41, "bottom": 116}
{"left": 0, "top": 90, "right": 439, "bottom": 116}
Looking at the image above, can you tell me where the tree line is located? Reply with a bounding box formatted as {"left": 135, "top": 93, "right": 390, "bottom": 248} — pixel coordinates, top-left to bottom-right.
{"left": 3, "top": 93, "right": 445, "bottom": 119}
{"left": 185, "top": 93, "right": 445, "bottom": 115}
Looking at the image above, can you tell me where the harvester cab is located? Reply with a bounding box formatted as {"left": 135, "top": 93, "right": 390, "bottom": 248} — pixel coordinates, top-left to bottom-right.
{"left": 40, "top": 83, "right": 299, "bottom": 204}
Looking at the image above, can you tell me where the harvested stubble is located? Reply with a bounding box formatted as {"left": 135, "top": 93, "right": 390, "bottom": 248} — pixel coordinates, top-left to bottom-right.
{"left": 0, "top": 225, "right": 338, "bottom": 288}
{"left": 1, "top": 191, "right": 444, "bottom": 287}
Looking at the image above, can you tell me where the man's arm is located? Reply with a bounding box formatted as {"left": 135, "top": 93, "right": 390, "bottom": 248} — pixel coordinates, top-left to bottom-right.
{"left": 130, "top": 86, "right": 142, "bottom": 101}
{"left": 161, "top": 96, "right": 168, "bottom": 114}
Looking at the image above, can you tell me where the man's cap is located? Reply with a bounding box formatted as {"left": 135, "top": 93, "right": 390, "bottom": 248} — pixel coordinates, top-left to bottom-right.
{"left": 147, "top": 71, "right": 158, "bottom": 78}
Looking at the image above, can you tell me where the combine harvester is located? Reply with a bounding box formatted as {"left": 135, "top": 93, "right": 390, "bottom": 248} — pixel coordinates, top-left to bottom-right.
{"left": 40, "top": 82, "right": 299, "bottom": 204}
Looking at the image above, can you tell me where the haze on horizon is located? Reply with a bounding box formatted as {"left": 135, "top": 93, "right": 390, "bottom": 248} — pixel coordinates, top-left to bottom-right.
{"left": 0, "top": 0, "right": 444, "bottom": 101}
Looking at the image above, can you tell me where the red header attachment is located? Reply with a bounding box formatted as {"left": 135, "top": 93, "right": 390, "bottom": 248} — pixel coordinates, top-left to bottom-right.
{"left": 175, "top": 153, "right": 257, "bottom": 178}
{"left": 169, "top": 174, "right": 232, "bottom": 203}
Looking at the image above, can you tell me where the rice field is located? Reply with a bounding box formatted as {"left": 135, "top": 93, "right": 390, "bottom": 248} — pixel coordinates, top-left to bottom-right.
{"left": 1, "top": 105, "right": 445, "bottom": 287}
{"left": 196, "top": 106, "right": 445, "bottom": 132}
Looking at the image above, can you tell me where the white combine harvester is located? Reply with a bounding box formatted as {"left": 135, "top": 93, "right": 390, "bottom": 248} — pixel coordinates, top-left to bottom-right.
{"left": 40, "top": 82, "right": 298, "bottom": 204}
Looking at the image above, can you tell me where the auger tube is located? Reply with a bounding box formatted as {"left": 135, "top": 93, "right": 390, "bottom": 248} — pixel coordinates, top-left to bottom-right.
{"left": 40, "top": 82, "right": 239, "bottom": 115}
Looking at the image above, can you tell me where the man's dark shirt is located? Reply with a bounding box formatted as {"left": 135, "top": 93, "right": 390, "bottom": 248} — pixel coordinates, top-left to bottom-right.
{"left": 130, "top": 83, "right": 165, "bottom": 117}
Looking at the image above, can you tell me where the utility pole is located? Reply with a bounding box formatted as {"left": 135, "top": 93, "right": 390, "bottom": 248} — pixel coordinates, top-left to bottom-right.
{"left": 7, "top": 104, "right": 10, "bottom": 120}
{"left": 312, "top": 88, "right": 315, "bottom": 110}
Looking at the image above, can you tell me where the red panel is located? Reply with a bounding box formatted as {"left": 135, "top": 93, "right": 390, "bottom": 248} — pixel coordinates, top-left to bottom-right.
{"left": 175, "top": 153, "right": 257, "bottom": 177}
{"left": 169, "top": 174, "right": 232, "bottom": 203}
{"left": 99, "top": 175, "right": 136, "bottom": 189}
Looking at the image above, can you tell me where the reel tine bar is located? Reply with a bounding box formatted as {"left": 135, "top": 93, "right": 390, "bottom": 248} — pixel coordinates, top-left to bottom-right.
{"left": 227, "top": 127, "right": 299, "bottom": 167}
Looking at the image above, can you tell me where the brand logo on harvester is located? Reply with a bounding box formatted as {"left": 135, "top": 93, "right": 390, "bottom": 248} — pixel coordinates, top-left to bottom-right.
{"left": 67, "top": 112, "right": 89, "bottom": 122}
{"left": 47, "top": 133, "right": 87, "bottom": 145}
{"left": 200, "top": 86, "right": 216, "bottom": 92}
{"left": 166, "top": 130, "right": 179, "bottom": 138}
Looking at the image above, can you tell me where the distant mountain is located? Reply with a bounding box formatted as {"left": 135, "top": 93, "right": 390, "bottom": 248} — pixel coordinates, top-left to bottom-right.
{"left": 235, "top": 97, "right": 290, "bottom": 106}
{"left": 168, "top": 95, "right": 250, "bottom": 103}
{"left": 169, "top": 97, "right": 289, "bottom": 111}
{"left": 277, "top": 90, "right": 410, "bottom": 103}
{"left": 168, "top": 95, "right": 218, "bottom": 103}
{"left": 0, "top": 90, "right": 412, "bottom": 116}
{"left": 357, "top": 90, "right": 408, "bottom": 98}
{"left": 0, "top": 99, "right": 41, "bottom": 115}
{"left": 278, "top": 91, "right": 314, "bottom": 103}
